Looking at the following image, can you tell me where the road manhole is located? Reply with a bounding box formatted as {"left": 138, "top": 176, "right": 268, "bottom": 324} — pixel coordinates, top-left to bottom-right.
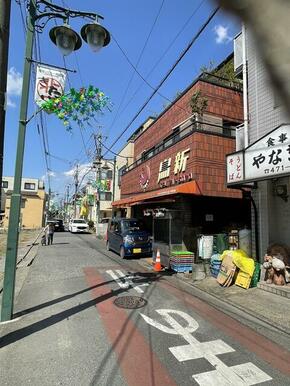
{"left": 113, "top": 296, "right": 147, "bottom": 309}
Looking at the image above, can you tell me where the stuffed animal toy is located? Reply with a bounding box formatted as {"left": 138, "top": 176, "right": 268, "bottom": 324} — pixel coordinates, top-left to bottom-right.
{"left": 263, "top": 254, "right": 286, "bottom": 285}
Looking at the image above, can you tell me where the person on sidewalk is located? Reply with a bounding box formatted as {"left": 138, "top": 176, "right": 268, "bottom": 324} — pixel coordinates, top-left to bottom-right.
{"left": 46, "top": 222, "right": 55, "bottom": 245}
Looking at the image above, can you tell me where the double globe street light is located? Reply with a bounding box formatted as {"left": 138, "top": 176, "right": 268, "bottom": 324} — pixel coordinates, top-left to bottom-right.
{"left": 1, "top": 0, "right": 111, "bottom": 321}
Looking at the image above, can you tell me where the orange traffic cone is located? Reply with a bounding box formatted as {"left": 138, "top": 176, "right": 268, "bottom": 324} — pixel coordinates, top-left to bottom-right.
{"left": 154, "top": 249, "right": 162, "bottom": 272}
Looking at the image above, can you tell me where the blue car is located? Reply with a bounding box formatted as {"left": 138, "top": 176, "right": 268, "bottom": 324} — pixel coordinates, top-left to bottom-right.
{"left": 106, "top": 218, "right": 152, "bottom": 258}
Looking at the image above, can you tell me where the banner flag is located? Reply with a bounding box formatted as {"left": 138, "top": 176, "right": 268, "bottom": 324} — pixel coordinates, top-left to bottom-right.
{"left": 34, "top": 64, "right": 66, "bottom": 106}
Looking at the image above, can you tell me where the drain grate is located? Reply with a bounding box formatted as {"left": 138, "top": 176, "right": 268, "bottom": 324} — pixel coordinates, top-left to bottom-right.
{"left": 113, "top": 296, "right": 147, "bottom": 309}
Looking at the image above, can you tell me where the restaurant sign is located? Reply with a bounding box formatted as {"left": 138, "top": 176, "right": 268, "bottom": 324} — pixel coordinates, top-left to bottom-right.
{"left": 227, "top": 124, "right": 290, "bottom": 185}
{"left": 158, "top": 148, "right": 192, "bottom": 188}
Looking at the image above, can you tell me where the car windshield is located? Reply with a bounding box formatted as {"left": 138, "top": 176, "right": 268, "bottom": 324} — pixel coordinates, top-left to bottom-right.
{"left": 72, "top": 220, "right": 87, "bottom": 224}
{"left": 122, "top": 220, "right": 145, "bottom": 232}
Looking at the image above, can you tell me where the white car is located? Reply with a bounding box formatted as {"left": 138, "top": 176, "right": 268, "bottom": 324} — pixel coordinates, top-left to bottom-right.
{"left": 69, "top": 219, "right": 89, "bottom": 233}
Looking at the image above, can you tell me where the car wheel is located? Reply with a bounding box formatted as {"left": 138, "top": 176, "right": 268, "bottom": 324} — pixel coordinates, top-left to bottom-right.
{"left": 120, "top": 246, "right": 125, "bottom": 259}
{"left": 106, "top": 241, "right": 111, "bottom": 251}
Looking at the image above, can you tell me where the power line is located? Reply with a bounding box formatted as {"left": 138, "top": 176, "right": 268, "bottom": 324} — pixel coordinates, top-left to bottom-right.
{"left": 105, "top": 0, "right": 165, "bottom": 137}
{"left": 104, "top": 6, "right": 220, "bottom": 155}
{"left": 99, "top": 137, "right": 134, "bottom": 159}
{"left": 104, "top": 0, "right": 205, "bottom": 137}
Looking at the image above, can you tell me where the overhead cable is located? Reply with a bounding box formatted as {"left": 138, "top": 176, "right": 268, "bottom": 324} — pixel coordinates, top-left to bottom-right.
{"left": 105, "top": 6, "right": 220, "bottom": 154}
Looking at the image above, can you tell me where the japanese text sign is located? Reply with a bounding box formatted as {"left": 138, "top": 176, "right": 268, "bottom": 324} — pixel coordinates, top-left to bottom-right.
{"left": 35, "top": 64, "right": 66, "bottom": 106}
{"left": 245, "top": 125, "right": 290, "bottom": 180}
{"left": 226, "top": 152, "right": 244, "bottom": 184}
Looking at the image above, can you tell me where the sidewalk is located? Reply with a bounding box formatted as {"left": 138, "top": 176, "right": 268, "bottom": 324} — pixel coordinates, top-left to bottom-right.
{"left": 138, "top": 256, "right": 290, "bottom": 336}
{"left": 0, "top": 230, "right": 41, "bottom": 294}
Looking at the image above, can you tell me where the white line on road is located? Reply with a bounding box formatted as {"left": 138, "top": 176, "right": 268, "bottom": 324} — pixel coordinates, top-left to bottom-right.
{"left": 106, "top": 269, "right": 149, "bottom": 294}
{"left": 141, "top": 309, "right": 272, "bottom": 385}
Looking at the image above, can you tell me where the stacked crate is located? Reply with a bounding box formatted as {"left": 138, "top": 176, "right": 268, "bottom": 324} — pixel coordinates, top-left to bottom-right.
{"left": 170, "top": 251, "right": 194, "bottom": 272}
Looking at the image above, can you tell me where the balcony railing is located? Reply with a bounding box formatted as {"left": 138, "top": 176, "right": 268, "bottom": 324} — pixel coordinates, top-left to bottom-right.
{"left": 122, "top": 118, "right": 237, "bottom": 176}
{"left": 199, "top": 72, "right": 243, "bottom": 92}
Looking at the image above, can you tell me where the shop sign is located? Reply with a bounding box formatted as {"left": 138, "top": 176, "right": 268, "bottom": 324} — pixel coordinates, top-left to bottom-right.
{"left": 139, "top": 165, "right": 151, "bottom": 190}
{"left": 158, "top": 148, "right": 191, "bottom": 187}
{"left": 226, "top": 151, "right": 244, "bottom": 184}
{"left": 158, "top": 158, "right": 171, "bottom": 182}
{"left": 160, "top": 173, "right": 193, "bottom": 188}
{"left": 174, "top": 148, "right": 190, "bottom": 174}
{"left": 245, "top": 125, "right": 290, "bottom": 180}
{"left": 92, "top": 179, "right": 111, "bottom": 192}
{"left": 226, "top": 124, "right": 290, "bottom": 185}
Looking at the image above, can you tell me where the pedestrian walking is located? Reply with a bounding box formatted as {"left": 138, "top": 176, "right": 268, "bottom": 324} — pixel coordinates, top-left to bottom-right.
{"left": 46, "top": 222, "right": 55, "bottom": 245}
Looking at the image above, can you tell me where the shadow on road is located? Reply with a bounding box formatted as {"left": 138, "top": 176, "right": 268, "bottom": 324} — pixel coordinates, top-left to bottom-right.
{"left": 1, "top": 270, "right": 167, "bottom": 350}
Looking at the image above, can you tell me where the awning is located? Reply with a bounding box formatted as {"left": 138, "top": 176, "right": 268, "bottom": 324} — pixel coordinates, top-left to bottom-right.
{"left": 112, "top": 181, "right": 200, "bottom": 207}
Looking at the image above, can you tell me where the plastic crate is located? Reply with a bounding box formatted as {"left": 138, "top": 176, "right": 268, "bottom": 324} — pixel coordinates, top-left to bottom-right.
{"left": 235, "top": 271, "right": 251, "bottom": 289}
{"left": 171, "top": 264, "right": 192, "bottom": 273}
{"left": 250, "top": 262, "right": 261, "bottom": 288}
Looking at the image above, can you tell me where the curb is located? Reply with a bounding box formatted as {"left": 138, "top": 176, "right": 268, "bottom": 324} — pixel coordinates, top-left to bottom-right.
{"left": 137, "top": 258, "right": 290, "bottom": 338}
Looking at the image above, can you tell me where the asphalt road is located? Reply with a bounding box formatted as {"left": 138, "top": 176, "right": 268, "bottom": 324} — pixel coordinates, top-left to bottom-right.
{"left": 1, "top": 231, "right": 290, "bottom": 386}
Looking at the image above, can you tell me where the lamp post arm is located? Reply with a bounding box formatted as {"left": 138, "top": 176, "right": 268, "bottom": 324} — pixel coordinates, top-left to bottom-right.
{"left": 1, "top": 0, "right": 36, "bottom": 322}
{"left": 32, "top": 0, "right": 103, "bottom": 32}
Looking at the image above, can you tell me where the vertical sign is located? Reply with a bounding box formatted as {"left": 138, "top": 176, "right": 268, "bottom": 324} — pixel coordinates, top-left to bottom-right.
{"left": 226, "top": 151, "right": 244, "bottom": 184}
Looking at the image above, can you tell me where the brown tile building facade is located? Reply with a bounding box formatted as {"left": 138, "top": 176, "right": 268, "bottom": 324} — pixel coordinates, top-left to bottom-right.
{"left": 113, "top": 58, "right": 251, "bottom": 260}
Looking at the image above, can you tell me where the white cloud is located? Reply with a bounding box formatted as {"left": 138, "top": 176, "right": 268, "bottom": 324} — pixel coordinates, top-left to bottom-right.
{"left": 214, "top": 25, "right": 232, "bottom": 44}
{"left": 64, "top": 163, "right": 91, "bottom": 177}
{"left": 7, "top": 67, "right": 23, "bottom": 108}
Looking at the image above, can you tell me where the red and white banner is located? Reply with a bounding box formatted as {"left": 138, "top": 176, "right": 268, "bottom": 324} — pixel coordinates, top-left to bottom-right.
{"left": 34, "top": 64, "right": 66, "bottom": 106}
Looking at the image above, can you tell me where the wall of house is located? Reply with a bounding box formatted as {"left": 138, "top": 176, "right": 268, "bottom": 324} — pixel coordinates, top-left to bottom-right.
{"left": 115, "top": 141, "right": 134, "bottom": 202}
{"left": 246, "top": 28, "right": 290, "bottom": 257}
{"left": 133, "top": 80, "right": 243, "bottom": 160}
{"left": 121, "top": 131, "right": 241, "bottom": 199}
{"left": 4, "top": 189, "right": 46, "bottom": 229}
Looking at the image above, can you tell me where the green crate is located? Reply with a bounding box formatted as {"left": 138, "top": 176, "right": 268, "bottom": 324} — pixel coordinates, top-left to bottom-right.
{"left": 250, "top": 262, "right": 261, "bottom": 288}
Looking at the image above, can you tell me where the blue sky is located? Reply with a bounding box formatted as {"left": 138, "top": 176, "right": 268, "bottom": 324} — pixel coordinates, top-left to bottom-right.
{"left": 5, "top": 0, "right": 240, "bottom": 200}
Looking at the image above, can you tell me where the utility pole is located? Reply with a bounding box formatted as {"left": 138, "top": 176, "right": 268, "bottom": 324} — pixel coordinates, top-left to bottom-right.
{"left": 0, "top": 0, "right": 12, "bottom": 212}
{"left": 73, "top": 164, "right": 79, "bottom": 218}
{"left": 94, "top": 133, "right": 103, "bottom": 234}
{"left": 65, "top": 184, "right": 70, "bottom": 221}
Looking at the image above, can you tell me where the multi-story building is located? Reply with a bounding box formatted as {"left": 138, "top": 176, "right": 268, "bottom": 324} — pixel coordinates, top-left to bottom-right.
{"left": 226, "top": 29, "right": 290, "bottom": 262}
{"left": 2, "top": 177, "right": 46, "bottom": 229}
{"left": 114, "top": 117, "right": 155, "bottom": 218}
{"left": 113, "top": 55, "right": 251, "bottom": 263}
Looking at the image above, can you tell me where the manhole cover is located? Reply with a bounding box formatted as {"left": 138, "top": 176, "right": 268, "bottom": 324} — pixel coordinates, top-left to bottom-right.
{"left": 113, "top": 296, "right": 147, "bottom": 309}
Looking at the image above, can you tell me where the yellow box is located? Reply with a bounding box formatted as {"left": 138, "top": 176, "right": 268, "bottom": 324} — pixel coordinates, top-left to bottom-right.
{"left": 235, "top": 271, "right": 252, "bottom": 289}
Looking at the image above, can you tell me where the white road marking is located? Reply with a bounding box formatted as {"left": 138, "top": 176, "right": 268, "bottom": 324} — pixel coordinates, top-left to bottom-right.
{"left": 106, "top": 269, "right": 149, "bottom": 294}
{"left": 106, "top": 270, "right": 129, "bottom": 289}
{"left": 141, "top": 309, "right": 272, "bottom": 385}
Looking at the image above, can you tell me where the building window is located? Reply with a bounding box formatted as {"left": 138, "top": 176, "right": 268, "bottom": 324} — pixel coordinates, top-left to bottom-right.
{"left": 2, "top": 181, "right": 8, "bottom": 188}
{"left": 24, "top": 182, "right": 36, "bottom": 190}
{"left": 99, "top": 192, "right": 112, "bottom": 201}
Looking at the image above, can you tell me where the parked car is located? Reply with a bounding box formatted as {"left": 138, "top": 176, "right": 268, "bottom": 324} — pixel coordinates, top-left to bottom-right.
{"left": 106, "top": 218, "right": 152, "bottom": 258}
{"left": 46, "top": 219, "right": 64, "bottom": 232}
{"left": 69, "top": 219, "right": 89, "bottom": 233}
{"left": 53, "top": 219, "right": 65, "bottom": 232}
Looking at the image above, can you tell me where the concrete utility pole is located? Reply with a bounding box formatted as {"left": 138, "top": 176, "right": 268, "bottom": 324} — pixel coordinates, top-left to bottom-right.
{"left": 73, "top": 164, "right": 79, "bottom": 218}
{"left": 94, "top": 133, "right": 103, "bottom": 231}
{"left": 0, "top": 0, "right": 12, "bottom": 212}
{"left": 65, "top": 184, "right": 70, "bottom": 221}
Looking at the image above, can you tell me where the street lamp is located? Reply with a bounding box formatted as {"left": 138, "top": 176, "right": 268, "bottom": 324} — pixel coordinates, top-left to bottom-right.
{"left": 1, "top": 0, "right": 110, "bottom": 322}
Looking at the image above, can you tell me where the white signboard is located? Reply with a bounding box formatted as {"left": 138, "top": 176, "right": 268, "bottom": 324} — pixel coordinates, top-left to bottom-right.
{"left": 245, "top": 125, "right": 290, "bottom": 180}
{"left": 226, "top": 151, "right": 244, "bottom": 184}
{"left": 226, "top": 125, "right": 290, "bottom": 185}
{"left": 34, "top": 64, "right": 66, "bottom": 106}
